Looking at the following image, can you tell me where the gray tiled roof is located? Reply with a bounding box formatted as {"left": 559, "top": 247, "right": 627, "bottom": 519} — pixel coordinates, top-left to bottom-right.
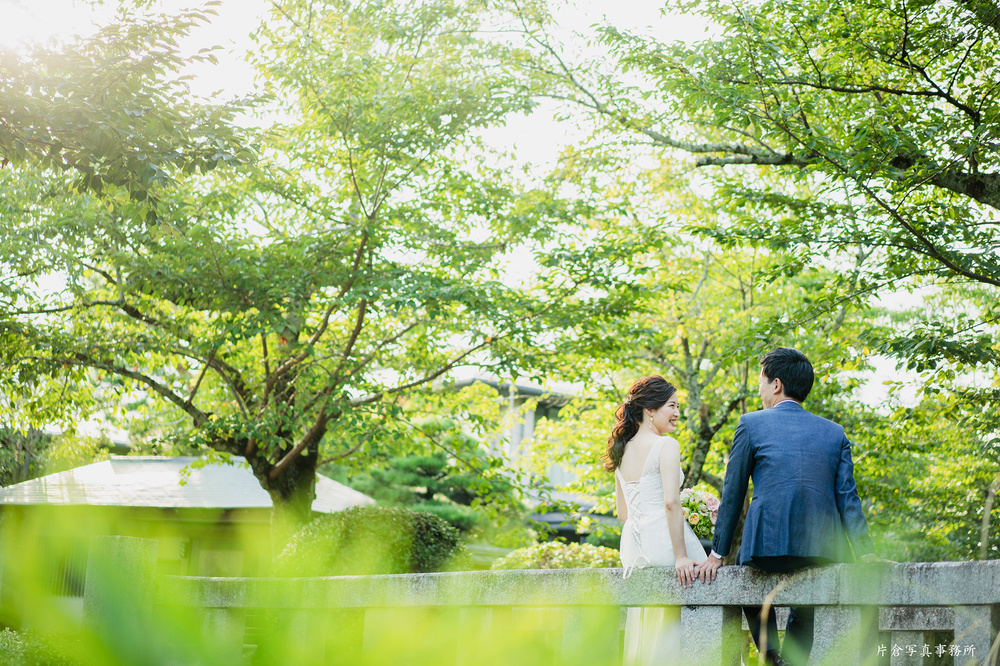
{"left": 0, "top": 456, "right": 374, "bottom": 513}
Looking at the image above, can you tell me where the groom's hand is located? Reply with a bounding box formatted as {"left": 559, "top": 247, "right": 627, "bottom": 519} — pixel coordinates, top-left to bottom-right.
{"left": 697, "top": 553, "right": 723, "bottom": 584}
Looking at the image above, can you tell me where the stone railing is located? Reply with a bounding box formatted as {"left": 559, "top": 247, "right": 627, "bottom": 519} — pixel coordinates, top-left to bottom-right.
{"left": 83, "top": 537, "right": 1000, "bottom": 666}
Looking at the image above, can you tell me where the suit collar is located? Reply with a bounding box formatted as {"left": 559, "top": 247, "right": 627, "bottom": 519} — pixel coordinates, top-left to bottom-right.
{"left": 771, "top": 400, "right": 804, "bottom": 410}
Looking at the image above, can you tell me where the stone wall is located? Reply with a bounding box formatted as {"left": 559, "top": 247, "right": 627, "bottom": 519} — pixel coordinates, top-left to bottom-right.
{"left": 84, "top": 537, "right": 1000, "bottom": 666}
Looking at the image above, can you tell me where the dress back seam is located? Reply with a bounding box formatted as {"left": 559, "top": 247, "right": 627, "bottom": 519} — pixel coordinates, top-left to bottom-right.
{"left": 617, "top": 437, "right": 664, "bottom": 484}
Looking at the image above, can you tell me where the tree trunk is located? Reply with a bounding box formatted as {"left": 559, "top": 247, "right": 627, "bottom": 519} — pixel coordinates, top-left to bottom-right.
{"left": 980, "top": 476, "right": 999, "bottom": 560}
{"left": 268, "top": 468, "right": 318, "bottom": 561}
{"left": 724, "top": 487, "right": 753, "bottom": 565}
{"left": 685, "top": 435, "right": 711, "bottom": 490}
{"left": 241, "top": 434, "right": 319, "bottom": 562}
{"left": 684, "top": 404, "right": 713, "bottom": 489}
{"left": 685, "top": 400, "right": 742, "bottom": 490}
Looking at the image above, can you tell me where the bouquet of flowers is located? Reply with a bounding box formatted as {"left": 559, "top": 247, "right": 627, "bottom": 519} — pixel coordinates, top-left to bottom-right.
{"left": 680, "top": 488, "right": 721, "bottom": 540}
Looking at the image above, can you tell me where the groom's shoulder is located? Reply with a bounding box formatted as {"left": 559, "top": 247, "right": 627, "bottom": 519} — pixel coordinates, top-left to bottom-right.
{"left": 737, "top": 409, "right": 772, "bottom": 433}
{"left": 800, "top": 406, "right": 844, "bottom": 427}
{"left": 739, "top": 405, "right": 793, "bottom": 422}
{"left": 800, "top": 408, "right": 849, "bottom": 438}
{"left": 741, "top": 404, "right": 844, "bottom": 429}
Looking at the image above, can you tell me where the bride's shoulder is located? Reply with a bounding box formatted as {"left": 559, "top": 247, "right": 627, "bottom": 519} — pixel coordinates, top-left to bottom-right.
{"left": 655, "top": 436, "right": 680, "bottom": 454}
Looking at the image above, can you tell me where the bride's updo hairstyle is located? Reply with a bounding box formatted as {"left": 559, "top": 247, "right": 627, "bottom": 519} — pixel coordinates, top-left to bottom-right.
{"left": 603, "top": 375, "right": 677, "bottom": 472}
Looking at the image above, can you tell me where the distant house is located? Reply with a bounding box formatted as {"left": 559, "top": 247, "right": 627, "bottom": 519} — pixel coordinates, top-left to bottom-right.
{"left": 451, "top": 377, "right": 572, "bottom": 460}
{"left": 0, "top": 456, "right": 374, "bottom": 581}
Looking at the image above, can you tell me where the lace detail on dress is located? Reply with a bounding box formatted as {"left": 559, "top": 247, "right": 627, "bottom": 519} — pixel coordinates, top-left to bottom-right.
{"left": 617, "top": 437, "right": 707, "bottom": 666}
{"left": 618, "top": 439, "right": 663, "bottom": 578}
{"left": 618, "top": 470, "right": 650, "bottom": 579}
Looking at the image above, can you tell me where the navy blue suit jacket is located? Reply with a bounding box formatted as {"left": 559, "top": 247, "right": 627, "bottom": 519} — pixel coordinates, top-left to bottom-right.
{"left": 711, "top": 401, "right": 874, "bottom": 564}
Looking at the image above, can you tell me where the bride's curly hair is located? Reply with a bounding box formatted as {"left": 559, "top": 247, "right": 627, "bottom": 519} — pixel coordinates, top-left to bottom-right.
{"left": 603, "top": 376, "right": 677, "bottom": 472}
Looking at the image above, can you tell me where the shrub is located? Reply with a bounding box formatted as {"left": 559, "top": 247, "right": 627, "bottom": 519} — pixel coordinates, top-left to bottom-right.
{"left": 490, "top": 541, "right": 620, "bottom": 570}
{"left": 274, "top": 505, "right": 469, "bottom": 576}
{"left": 582, "top": 523, "right": 621, "bottom": 550}
{"left": 417, "top": 501, "right": 481, "bottom": 534}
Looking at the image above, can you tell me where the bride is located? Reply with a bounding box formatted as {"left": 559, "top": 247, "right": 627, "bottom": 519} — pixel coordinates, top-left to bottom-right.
{"left": 604, "top": 375, "right": 707, "bottom": 666}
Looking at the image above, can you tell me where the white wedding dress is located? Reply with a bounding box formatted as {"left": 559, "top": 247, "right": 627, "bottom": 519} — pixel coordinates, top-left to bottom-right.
{"left": 617, "top": 437, "right": 708, "bottom": 666}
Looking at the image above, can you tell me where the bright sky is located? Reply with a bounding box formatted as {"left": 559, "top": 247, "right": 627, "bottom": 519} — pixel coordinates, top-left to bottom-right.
{"left": 2, "top": 0, "right": 707, "bottom": 36}
{"left": 0, "top": 0, "right": 702, "bottom": 66}
{"left": 1, "top": 0, "right": 263, "bottom": 94}
{"left": 0, "top": 0, "right": 706, "bottom": 165}
{"left": 2, "top": 0, "right": 922, "bottom": 410}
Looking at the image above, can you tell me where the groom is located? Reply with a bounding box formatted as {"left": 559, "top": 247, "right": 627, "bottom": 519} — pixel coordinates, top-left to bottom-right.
{"left": 696, "top": 347, "right": 876, "bottom": 666}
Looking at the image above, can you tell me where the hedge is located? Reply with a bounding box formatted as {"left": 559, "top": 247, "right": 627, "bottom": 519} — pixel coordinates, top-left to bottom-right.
{"left": 490, "top": 541, "right": 620, "bottom": 570}
{"left": 274, "top": 505, "right": 469, "bottom": 576}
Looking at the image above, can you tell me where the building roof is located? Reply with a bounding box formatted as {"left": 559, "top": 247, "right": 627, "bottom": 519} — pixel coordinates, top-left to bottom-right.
{"left": 0, "top": 456, "right": 374, "bottom": 513}
{"left": 449, "top": 376, "right": 574, "bottom": 407}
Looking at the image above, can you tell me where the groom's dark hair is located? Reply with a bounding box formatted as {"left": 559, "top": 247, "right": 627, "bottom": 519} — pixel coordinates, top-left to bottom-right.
{"left": 760, "top": 347, "right": 814, "bottom": 402}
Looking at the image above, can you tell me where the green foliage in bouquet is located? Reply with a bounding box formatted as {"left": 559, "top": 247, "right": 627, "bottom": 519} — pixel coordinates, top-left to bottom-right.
{"left": 274, "top": 506, "right": 469, "bottom": 576}
{"left": 680, "top": 488, "right": 720, "bottom": 540}
{"left": 490, "top": 541, "right": 620, "bottom": 570}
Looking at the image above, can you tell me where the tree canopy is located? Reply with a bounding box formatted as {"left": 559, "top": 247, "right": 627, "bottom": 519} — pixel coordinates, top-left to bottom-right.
{"left": 0, "top": 3, "right": 252, "bottom": 205}
{"left": 0, "top": 0, "right": 650, "bottom": 537}
{"left": 510, "top": 0, "right": 1000, "bottom": 560}
{"left": 1, "top": 0, "right": 998, "bottom": 561}
{"left": 538, "top": 0, "right": 1000, "bottom": 376}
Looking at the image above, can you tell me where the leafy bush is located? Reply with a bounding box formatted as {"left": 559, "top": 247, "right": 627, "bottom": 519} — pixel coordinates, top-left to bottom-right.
{"left": 490, "top": 541, "right": 620, "bottom": 570}
{"left": 581, "top": 523, "right": 621, "bottom": 550}
{"left": 333, "top": 444, "right": 524, "bottom": 538}
{"left": 415, "top": 501, "right": 481, "bottom": 534}
{"left": 274, "top": 505, "right": 469, "bottom": 576}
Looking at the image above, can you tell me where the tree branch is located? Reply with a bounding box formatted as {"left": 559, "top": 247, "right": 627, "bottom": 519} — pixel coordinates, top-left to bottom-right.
{"left": 329, "top": 298, "right": 369, "bottom": 385}
{"left": 957, "top": 0, "right": 1000, "bottom": 39}
{"left": 269, "top": 232, "right": 369, "bottom": 384}
{"left": 709, "top": 393, "right": 746, "bottom": 437}
{"left": 344, "top": 320, "right": 423, "bottom": 378}
{"left": 185, "top": 347, "right": 216, "bottom": 407}
{"left": 21, "top": 353, "right": 210, "bottom": 427}
{"left": 544, "top": 37, "right": 1000, "bottom": 208}
{"left": 316, "top": 433, "right": 368, "bottom": 467}
{"left": 269, "top": 392, "right": 337, "bottom": 479}
{"left": 349, "top": 340, "right": 491, "bottom": 406}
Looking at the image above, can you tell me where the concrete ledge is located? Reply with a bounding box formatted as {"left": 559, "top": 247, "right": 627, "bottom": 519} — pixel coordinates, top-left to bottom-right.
{"left": 880, "top": 606, "right": 954, "bottom": 631}
{"left": 157, "top": 562, "right": 1000, "bottom": 610}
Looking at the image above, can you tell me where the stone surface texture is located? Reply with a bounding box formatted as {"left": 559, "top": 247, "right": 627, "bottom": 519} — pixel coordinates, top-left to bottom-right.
{"left": 86, "top": 556, "right": 1000, "bottom": 666}
{"left": 82, "top": 536, "right": 158, "bottom": 639}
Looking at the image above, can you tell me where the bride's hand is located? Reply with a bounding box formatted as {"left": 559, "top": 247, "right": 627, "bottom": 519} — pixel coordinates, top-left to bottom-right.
{"left": 675, "top": 555, "right": 696, "bottom": 588}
